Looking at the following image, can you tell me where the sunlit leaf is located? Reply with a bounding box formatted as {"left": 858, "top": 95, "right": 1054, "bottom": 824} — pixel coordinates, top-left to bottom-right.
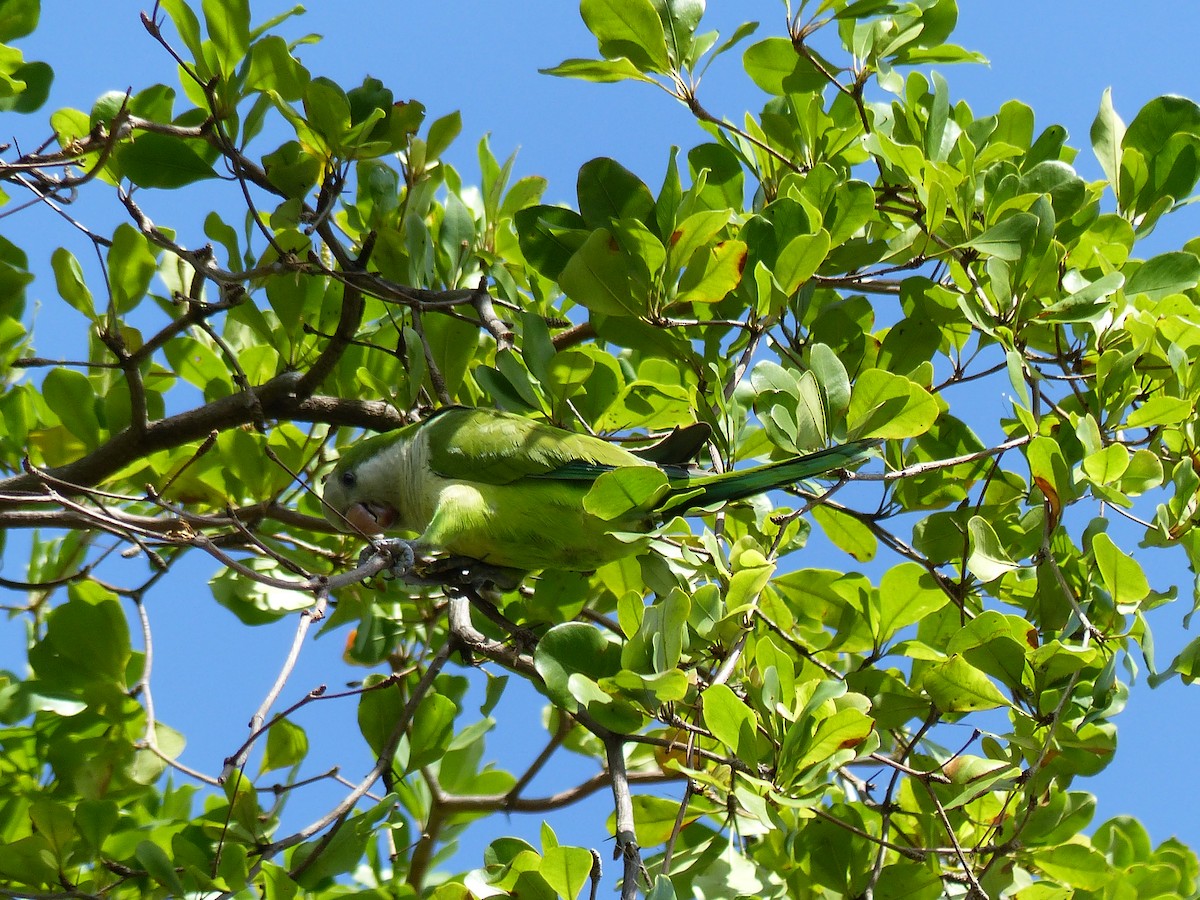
{"left": 922, "top": 655, "right": 1011, "bottom": 713}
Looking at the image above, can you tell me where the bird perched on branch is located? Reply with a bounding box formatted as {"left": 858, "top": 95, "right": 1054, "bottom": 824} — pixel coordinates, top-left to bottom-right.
{"left": 323, "top": 406, "right": 876, "bottom": 578}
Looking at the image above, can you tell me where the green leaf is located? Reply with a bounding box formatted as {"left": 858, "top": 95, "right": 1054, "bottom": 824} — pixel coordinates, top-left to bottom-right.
{"left": 966, "top": 515, "right": 1020, "bottom": 583}
{"left": 1123, "top": 94, "right": 1200, "bottom": 159}
{"left": 303, "top": 76, "right": 352, "bottom": 145}
{"left": 28, "top": 798, "right": 74, "bottom": 861}
{"left": 515, "top": 205, "right": 589, "bottom": 280}
{"left": 0, "top": 0, "right": 39, "bottom": 42}
{"left": 580, "top": 0, "right": 671, "bottom": 73}
{"left": 540, "top": 845, "right": 596, "bottom": 900}
{"left": 810, "top": 343, "right": 852, "bottom": 419}
{"left": 262, "top": 140, "right": 322, "bottom": 198}
{"left": 725, "top": 548, "right": 776, "bottom": 611}
{"left": 42, "top": 367, "right": 100, "bottom": 447}
{"left": 873, "top": 861, "right": 945, "bottom": 900}
{"left": 261, "top": 719, "right": 308, "bottom": 774}
{"left": 425, "top": 110, "right": 462, "bottom": 161}
{"left": 137, "top": 840, "right": 188, "bottom": 896}
{"left": 946, "top": 611, "right": 1030, "bottom": 692}
{"left": 583, "top": 466, "right": 669, "bottom": 520}
{"left": 121, "top": 132, "right": 218, "bottom": 188}
{"left": 703, "top": 682, "right": 756, "bottom": 756}
{"left": 31, "top": 586, "right": 130, "bottom": 688}
{"left": 202, "top": 0, "right": 250, "bottom": 75}
{"left": 602, "top": 668, "right": 689, "bottom": 706}
{"left": 1120, "top": 449, "right": 1164, "bottom": 494}
{"left": 665, "top": 208, "right": 731, "bottom": 273}
{"left": 1082, "top": 444, "right": 1130, "bottom": 485}
{"left": 676, "top": 239, "right": 747, "bottom": 304}
{"left": 291, "top": 806, "right": 382, "bottom": 889}
{"left": 1028, "top": 435, "right": 1074, "bottom": 513}
{"left": 210, "top": 561, "right": 312, "bottom": 625}
{"left": 357, "top": 677, "right": 404, "bottom": 757}
{"left": 107, "top": 224, "right": 157, "bottom": 313}
{"left": 545, "top": 349, "right": 596, "bottom": 400}
{"left": 875, "top": 563, "right": 950, "bottom": 642}
{"left": 742, "top": 37, "right": 826, "bottom": 95}
{"left": 577, "top": 157, "right": 656, "bottom": 228}
{"left": 1091, "top": 88, "right": 1126, "bottom": 191}
{"left": 1039, "top": 271, "right": 1125, "bottom": 323}
{"left": 1092, "top": 531, "right": 1150, "bottom": 607}
{"left": 540, "top": 57, "right": 657, "bottom": 84}
{"left": 247, "top": 34, "right": 309, "bottom": 100}
{"left": 921, "top": 654, "right": 1011, "bottom": 713}
{"left": 159, "top": 0, "right": 204, "bottom": 63}
{"left": 559, "top": 227, "right": 647, "bottom": 317}
{"left": 656, "top": 0, "right": 703, "bottom": 56}
{"left": 688, "top": 142, "right": 743, "bottom": 209}
{"left": 0, "top": 59, "right": 52, "bottom": 114}
{"left": 797, "top": 707, "right": 874, "bottom": 769}
{"left": 407, "top": 693, "right": 456, "bottom": 772}
{"left": 612, "top": 216, "right": 666, "bottom": 276}
{"left": 962, "top": 212, "right": 1039, "bottom": 261}
{"left": 74, "top": 800, "right": 118, "bottom": 854}
{"left": 534, "top": 623, "right": 623, "bottom": 712}
{"left": 1031, "top": 843, "right": 1113, "bottom": 890}
{"left": 1125, "top": 251, "right": 1200, "bottom": 300}
{"left": 846, "top": 368, "right": 939, "bottom": 439}
{"left": 1126, "top": 395, "right": 1193, "bottom": 428}
{"left": 775, "top": 229, "right": 831, "bottom": 294}
{"left": 630, "top": 794, "right": 688, "bottom": 845}
{"left": 812, "top": 504, "right": 876, "bottom": 562}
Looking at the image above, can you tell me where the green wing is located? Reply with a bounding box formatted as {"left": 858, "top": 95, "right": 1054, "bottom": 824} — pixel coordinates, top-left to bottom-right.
{"left": 422, "top": 407, "right": 646, "bottom": 485}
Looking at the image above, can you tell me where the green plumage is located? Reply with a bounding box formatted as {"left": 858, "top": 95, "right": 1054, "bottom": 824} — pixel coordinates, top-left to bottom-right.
{"left": 323, "top": 407, "right": 877, "bottom": 572}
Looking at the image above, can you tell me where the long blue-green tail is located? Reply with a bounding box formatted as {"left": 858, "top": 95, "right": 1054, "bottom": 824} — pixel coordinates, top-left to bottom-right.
{"left": 663, "top": 439, "right": 880, "bottom": 512}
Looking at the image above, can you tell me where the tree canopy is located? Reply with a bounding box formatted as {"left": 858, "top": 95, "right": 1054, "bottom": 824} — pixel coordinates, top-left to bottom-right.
{"left": 2, "top": 0, "right": 1200, "bottom": 897}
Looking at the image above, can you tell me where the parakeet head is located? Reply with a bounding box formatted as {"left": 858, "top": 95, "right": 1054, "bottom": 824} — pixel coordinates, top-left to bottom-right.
{"left": 322, "top": 431, "right": 406, "bottom": 535}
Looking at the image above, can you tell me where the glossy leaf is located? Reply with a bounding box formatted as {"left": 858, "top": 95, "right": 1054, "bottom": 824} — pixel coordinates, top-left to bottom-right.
{"left": 922, "top": 654, "right": 1011, "bottom": 713}
{"left": 580, "top": 0, "right": 671, "bottom": 72}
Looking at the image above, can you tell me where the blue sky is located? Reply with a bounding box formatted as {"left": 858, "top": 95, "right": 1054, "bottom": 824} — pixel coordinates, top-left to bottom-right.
{"left": 6, "top": 0, "right": 1200, "bottom": 886}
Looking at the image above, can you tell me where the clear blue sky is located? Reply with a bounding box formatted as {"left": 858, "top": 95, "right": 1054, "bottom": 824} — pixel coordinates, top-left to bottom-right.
{"left": 6, "top": 0, "right": 1200, "bottom": 885}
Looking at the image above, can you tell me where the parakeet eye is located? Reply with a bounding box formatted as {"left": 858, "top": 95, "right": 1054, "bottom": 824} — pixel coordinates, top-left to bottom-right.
{"left": 339, "top": 470, "right": 357, "bottom": 488}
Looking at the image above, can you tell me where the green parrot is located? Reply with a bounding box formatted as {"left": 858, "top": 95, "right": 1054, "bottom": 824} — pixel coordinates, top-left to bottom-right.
{"left": 322, "top": 406, "right": 877, "bottom": 575}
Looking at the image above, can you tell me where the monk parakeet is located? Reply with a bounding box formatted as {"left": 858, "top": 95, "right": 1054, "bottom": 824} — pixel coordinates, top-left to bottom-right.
{"left": 323, "top": 406, "right": 876, "bottom": 574}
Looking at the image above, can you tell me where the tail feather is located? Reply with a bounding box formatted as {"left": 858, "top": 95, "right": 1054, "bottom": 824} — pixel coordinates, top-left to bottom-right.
{"left": 663, "top": 439, "right": 880, "bottom": 512}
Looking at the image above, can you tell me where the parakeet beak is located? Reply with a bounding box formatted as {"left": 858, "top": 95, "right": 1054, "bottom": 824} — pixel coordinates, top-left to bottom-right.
{"left": 344, "top": 501, "right": 398, "bottom": 534}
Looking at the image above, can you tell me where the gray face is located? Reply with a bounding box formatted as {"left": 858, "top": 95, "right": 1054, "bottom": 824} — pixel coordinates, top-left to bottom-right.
{"left": 323, "top": 460, "right": 397, "bottom": 535}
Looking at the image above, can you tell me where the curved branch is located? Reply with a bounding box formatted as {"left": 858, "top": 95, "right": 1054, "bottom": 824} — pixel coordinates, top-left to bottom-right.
{"left": 0, "top": 390, "right": 403, "bottom": 498}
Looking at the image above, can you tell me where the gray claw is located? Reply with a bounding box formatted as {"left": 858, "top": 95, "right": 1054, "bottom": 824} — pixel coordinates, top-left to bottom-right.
{"left": 359, "top": 539, "right": 416, "bottom": 579}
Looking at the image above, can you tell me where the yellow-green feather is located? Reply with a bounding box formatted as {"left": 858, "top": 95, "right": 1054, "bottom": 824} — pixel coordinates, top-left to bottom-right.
{"left": 324, "top": 407, "right": 877, "bottom": 572}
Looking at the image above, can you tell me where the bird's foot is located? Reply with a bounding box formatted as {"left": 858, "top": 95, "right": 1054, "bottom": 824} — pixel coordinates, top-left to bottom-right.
{"left": 358, "top": 538, "right": 416, "bottom": 579}
{"left": 357, "top": 542, "right": 523, "bottom": 592}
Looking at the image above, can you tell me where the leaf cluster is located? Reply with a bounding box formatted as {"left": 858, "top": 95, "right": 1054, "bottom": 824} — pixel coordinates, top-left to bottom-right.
{"left": 1, "top": 0, "right": 1200, "bottom": 897}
